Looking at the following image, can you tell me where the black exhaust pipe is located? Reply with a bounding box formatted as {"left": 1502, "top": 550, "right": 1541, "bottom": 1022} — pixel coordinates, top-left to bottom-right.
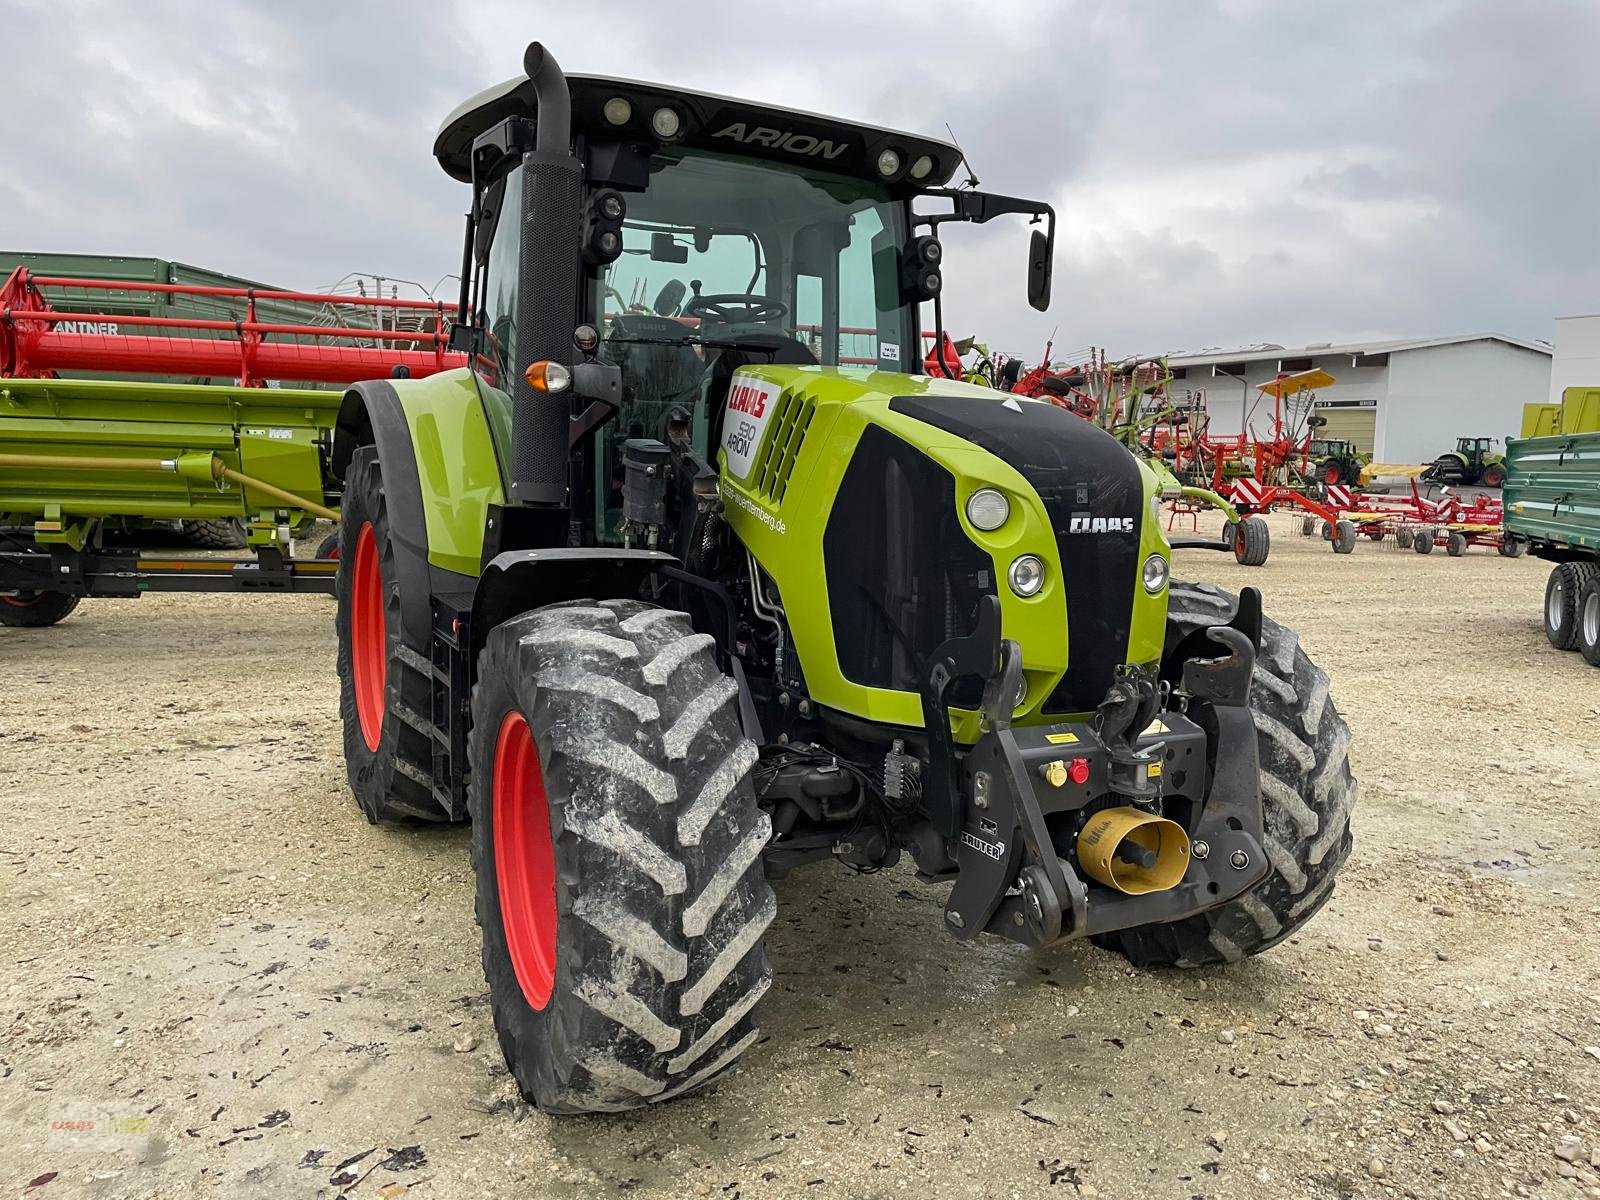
{"left": 509, "top": 41, "right": 582, "bottom": 507}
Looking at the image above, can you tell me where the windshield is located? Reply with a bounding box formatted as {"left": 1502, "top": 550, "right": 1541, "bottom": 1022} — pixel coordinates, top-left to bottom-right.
{"left": 596, "top": 149, "right": 912, "bottom": 371}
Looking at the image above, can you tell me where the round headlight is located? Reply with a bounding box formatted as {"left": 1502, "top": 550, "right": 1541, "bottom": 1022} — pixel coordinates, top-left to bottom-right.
{"left": 1009, "top": 554, "right": 1045, "bottom": 597}
{"left": 965, "top": 488, "right": 1009, "bottom": 531}
{"left": 876, "top": 148, "right": 901, "bottom": 177}
{"left": 573, "top": 324, "right": 599, "bottom": 353}
{"left": 909, "top": 154, "right": 934, "bottom": 180}
{"left": 599, "top": 192, "right": 625, "bottom": 221}
{"left": 602, "top": 97, "right": 633, "bottom": 126}
{"left": 1142, "top": 553, "right": 1169, "bottom": 594}
{"left": 651, "top": 106, "right": 682, "bottom": 139}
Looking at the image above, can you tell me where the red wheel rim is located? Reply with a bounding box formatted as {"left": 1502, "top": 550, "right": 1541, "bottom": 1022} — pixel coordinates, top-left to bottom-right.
{"left": 2, "top": 593, "right": 42, "bottom": 608}
{"left": 1324, "top": 465, "right": 1340, "bottom": 484}
{"left": 350, "top": 522, "right": 386, "bottom": 752}
{"left": 493, "top": 711, "right": 557, "bottom": 1010}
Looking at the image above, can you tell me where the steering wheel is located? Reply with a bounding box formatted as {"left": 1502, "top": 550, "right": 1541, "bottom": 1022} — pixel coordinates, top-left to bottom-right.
{"left": 682, "top": 293, "right": 789, "bottom": 325}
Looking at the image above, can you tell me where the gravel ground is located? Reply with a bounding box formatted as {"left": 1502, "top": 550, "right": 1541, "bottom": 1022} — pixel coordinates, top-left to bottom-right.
{"left": 3, "top": 510, "right": 1598, "bottom": 1200}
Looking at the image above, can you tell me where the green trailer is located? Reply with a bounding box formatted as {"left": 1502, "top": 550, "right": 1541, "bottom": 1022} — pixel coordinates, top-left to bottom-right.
{"left": 1504, "top": 429, "right": 1600, "bottom": 664}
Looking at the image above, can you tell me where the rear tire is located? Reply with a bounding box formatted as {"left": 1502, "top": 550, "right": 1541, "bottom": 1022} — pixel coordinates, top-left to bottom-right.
{"left": 1095, "top": 581, "right": 1355, "bottom": 967}
{"left": 181, "top": 518, "right": 248, "bottom": 549}
{"left": 1577, "top": 576, "right": 1600, "bottom": 668}
{"left": 469, "top": 599, "right": 775, "bottom": 1113}
{"left": 335, "top": 447, "right": 441, "bottom": 823}
{"left": 1331, "top": 519, "right": 1356, "bottom": 554}
{"left": 0, "top": 590, "right": 81, "bottom": 627}
{"left": 1446, "top": 531, "right": 1468, "bottom": 557}
{"left": 1544, "top": 563, "right": 1597, "bottom": 651}
{"left": 1232, "top": 516, "right": 1270, "bottom": 566}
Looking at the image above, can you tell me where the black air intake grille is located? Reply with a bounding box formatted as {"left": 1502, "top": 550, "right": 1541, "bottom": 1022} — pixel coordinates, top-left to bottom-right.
{"left": 888, "top": 395, "right": 1145, "bottom": 714}
{"left": 824, "top": 425, "right": 995, "bottom": 696}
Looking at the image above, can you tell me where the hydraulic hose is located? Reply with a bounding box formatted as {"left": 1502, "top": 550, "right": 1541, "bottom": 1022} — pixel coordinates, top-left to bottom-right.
{"left": 0, "top": 451, "right": 339, "bottom": 522}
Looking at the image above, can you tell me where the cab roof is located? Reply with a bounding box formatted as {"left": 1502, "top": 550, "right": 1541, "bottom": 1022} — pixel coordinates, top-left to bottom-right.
{"left": 434, "top": 73, "right": 962, "bottom": 191}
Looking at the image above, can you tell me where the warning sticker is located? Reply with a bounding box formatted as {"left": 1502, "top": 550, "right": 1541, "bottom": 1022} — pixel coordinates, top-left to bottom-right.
{"left": 1141, "top": 719, "right": 1170, "bottom": 736}
{"left": 880, "top": 342, "right": 900, "bottom": 362}
{"left": 721, "top": 374, "right": 783, "bottom": 480}
{"left": 1045, "top": 731, "right": 1079, "bottom": 745}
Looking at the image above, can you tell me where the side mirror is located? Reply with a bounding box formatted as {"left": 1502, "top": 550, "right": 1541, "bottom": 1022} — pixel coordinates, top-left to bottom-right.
{"left": 448, "top": 322, "right": 478, "bottom": 354}
{"left": 651, "top": 232, "right": 689, "bottom": 264}
{"left": 1027, "top": 228, "right": 1052, "bottom": 312}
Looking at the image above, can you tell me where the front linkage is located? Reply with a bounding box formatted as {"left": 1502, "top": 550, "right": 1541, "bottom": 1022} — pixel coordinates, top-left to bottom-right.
{"left": 925, "top": 592, "right": 1270, "bottom": 948}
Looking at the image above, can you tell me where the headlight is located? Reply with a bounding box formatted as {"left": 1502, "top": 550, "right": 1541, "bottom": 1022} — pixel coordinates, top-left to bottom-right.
{"left": 1009, "top": 554, "right": 1045, "bottom": 597}
{"left": 876, "top": 148, "right": 901, "bottom": 177}
{"left": 602, "top": 97, "right": 632, "bottom": 126}
{"left": 1142, "top": 553, "right": 1169, "bottom": 594}
{"left": 651, "top": 106, "right": 682, "bottom": 139}
{"left": 909, "top": 154, "right": 935, "bottom": 180}
{"left": 966, "top": 488, "right": 1010, "bottom": 531}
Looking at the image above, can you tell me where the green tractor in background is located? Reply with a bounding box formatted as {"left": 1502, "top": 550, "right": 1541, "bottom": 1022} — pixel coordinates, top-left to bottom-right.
{"left": 1309, "top": 437, "right": 1369, "bottom": 487}
{"left": 326, "top": 43, "right": 1355, "bottom": 1113}
{"left": 1423, "top": 435, "right": 1507, "bottom": 487}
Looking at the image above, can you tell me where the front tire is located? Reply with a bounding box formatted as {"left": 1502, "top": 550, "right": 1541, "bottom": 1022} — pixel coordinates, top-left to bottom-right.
{"left": 0, "top": 590, "right": 80, "bottom": 627}
{"left": 469, "top": 599, "right": 775, "bottom": 1113}
{"left": 1331, "top": 519, "right": 1357, "bottom": 554}
{"left": 1095, "top": 581, "right": 1355, "bottom": 967}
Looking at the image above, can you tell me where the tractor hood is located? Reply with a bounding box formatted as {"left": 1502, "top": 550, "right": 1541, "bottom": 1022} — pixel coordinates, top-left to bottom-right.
{"left": 714, "top": 365, "right": 1170, "bottom": 736}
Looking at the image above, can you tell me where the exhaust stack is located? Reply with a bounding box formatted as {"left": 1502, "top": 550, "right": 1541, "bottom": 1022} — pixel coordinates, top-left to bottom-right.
{"left": 1075, "top": 807, "right": 1191, "bottom": 895}
{"left": 508, "top": 41, "right": 582, "bottom": 507}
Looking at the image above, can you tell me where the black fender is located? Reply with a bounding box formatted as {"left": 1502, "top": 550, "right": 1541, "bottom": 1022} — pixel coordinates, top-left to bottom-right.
{"left": 469, "top": 548, "right": 679, "bottom": 665}
{"left": 333, "top": 381, "right": 443, "bottom": 656}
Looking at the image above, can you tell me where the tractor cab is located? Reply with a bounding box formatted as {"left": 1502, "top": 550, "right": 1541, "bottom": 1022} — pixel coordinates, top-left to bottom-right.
{"left": 1456, "top": 435, "right": 1495, "bottom": 463}
{"left": 434, "top": 64, "right": 1055, "bottom": 545}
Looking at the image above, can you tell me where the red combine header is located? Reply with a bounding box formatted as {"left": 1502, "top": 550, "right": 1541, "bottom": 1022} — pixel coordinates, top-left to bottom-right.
{"left": 0, "top": 267, "right": 466, "bottom": 386}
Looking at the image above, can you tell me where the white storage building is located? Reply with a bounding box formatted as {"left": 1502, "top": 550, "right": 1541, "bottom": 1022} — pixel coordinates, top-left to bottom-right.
{"left": 1162, "top": 335, "right": 1551, "bottom": 464}
{"left": 1548, "top": 315, "right": 1600, "bottom": 403}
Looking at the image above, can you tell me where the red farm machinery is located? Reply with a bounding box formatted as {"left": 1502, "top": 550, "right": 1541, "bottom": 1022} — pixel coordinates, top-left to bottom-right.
{"left": 0, "top": 264, "right": 466, "bottom": 618}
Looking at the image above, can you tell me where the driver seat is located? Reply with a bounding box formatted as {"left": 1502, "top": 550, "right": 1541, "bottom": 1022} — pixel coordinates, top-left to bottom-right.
{"left": 605, "top": 313, "right": 706, "bottom": 440}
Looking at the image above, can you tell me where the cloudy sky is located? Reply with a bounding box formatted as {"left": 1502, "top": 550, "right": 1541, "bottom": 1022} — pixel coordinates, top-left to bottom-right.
{"left": 4, "top": 0, "right": 1597, "bottom": 361}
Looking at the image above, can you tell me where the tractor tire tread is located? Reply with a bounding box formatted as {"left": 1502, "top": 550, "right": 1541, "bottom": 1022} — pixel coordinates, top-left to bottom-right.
{"left": 469, "top": 599, "right": 774, "bottom": 1114}
{"left": 181, "top": 518, "right": 248, "bottom": 549}
{"left": 1094, "top": 582, "right": 1355, "bottom": 968}
{"left": 335, "top": 446, "right": 442, "bottom": 824}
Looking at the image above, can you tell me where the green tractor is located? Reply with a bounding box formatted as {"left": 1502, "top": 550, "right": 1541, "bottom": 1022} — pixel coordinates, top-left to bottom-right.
{"left": 1423, "top": 436, "right": 1507, "bottom": 487}
{"left": 328, "top": 44, "right": 1355, "bottom": 1113}
{"left": 1308, "top": 437, "right": 1369, "bottom": 487}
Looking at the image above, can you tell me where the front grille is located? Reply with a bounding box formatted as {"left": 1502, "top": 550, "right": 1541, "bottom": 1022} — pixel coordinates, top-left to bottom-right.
{"left": 751, "top": 384, "right": 816, "bottom": 503}
{"left": 887, "top": 394, "right": 1145, "bottom": 714}
{"left": 823, "top": 424, "right": 996, "bottom": 696}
